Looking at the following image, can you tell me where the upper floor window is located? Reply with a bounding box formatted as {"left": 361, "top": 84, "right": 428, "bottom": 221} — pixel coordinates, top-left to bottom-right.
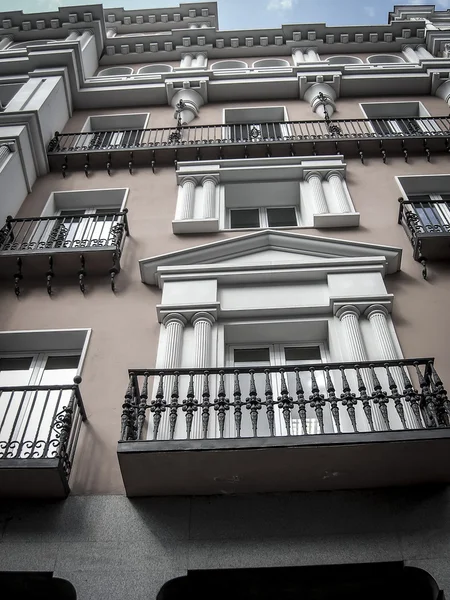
{"left": 223, "top": 106, "right": 290, "bottom": 142}
{"left": 80, "top": 113, "right": 149, "bottom": 149}
{"left": 360, "top": 101, "right": 439, "bottom": 136}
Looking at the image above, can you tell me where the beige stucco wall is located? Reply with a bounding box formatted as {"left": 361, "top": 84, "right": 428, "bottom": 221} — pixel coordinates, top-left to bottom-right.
{"left": 3, "top": 95, "right": 450, "bottom": 495}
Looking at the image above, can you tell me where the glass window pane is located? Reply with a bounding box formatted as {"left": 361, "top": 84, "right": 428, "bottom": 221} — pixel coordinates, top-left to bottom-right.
{"left": 0, "top": 357, "right": 33, "bottom": 371}
{"left": 284, "top": 346, "right": 321, "bottom": 362}
{"left": 267, "top": 207, "right": 297, "bottom": 227}
{"left": 44, "top": 356, "right": 80, "bottom": 370}
{"left": 234, "top": 348, "right": 270, "bottom": 363}
{"left": 230, "top": 209, "right": 260, "bottom": 229}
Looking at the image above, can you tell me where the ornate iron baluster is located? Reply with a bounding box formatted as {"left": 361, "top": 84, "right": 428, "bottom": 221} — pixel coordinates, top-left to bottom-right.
{"left": 401, "top": 140, "right": 408, "bottom": 162}
{"left": 309, "top": 367, "right": 325, "bottom": 434}
{"left": 150, "top": 372, "right": 166, "bottom": 440}
{"left": 423, "top": 139, "right": 431, "bottom": 161}
{"left": 400, "top": 363, "right": 423, "bottom": 429}
{"left": 245, "top": 370, "right": 261, "bottom": 437}
{"left": 78, "top": 254, "right": 86, "bottom": 293}
{"left": 370, "top": 365, "right": 390, "bottom": 430}
{"left": 265, "top": 370, "right": 275, "bottom": 436}
{"left": 340, "top": 367, "right": 358, "bottom": 432}
{"left": 295, "top": 368, "right": 308, "bottom": 435}
{"left": 201, "top": 371, "right": 211, "bottom": 439}
{"left": 385, "top": 364, "right": 407, "bottom": 429}
{"left": 415, "top": 362, "right": 438, "bottom": 427}
{"left": 46, "top": 256, "right": 54, "bottom": 296}
{"left": 84, "top": 153, "right": 90, "bottom": 177}
{"left": 214, "top": 371, "right": 229, "bottom": 439}
{"left": 14, "top": 257, "right": 23, "bottom": 297}
{"left": 357, "top": 141, "right": 364, "bottom": 164}
{"left": 110, "top": 251, "right": 120, "bottom": 292}
{"left": 121, "top": 373, "right": 136, "bottom": 441}
{"left": 128, "top": 151, "right": 133, "bottom": 175}
{"left": 56, "top": 388, "right": 76, "bottom": 473}
{"left": 62, "top": 155, "right": 68, "bottom": 178}
{"left": 380, "top": 141, "right": 387, "bottom": 163}
{"left": 430, "top": 362, "right": 450, "bottom": 425}
{"left": 136, "top": 372, "right": 149, "bottom": 440}
{"left": 182, "top": 371, "right": 198, "bottom": 439}
{"left": 233, "top": 370, "right": 243, "bottom": 438}
{"left": 169, "top": 372, "right": 180, "bottom": 440}
{"left": 324, "top": 367, "right": 340, "bottom": 433}
{"left": 278, "top": 369, "right": 293, "bottom": 436}
{"left": 106, "top": 152, "right": 112, "bottom": 176}
{"left": 355, "top": 365, "right": 375, "bottom": 431}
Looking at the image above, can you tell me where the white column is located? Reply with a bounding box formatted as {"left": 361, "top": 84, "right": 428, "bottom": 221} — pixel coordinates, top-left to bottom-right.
{"left": 305, "top": 171, "right": 329, "bottom": 214}
{"left": 0, "top": 145, "right": 11, "bottom": 167}
{"left": 106, "top": 29, "right": 116, "bottom": 39}
{"left": 435, "top": 79, "right": 450, "bottom": 107}
{"left": 192, "top": 312, "right": 215, "bottom": 438}
{"left": 402, "top": 45, "right": 420, "bottom": 63}
{"left": 177, "top": 177, "right": 197, "bottom": 220}
{"left": 201, "top": 176, "right": 217, "bottom": 219}
{"left": 182, "top": 53, "right": 193, "bottom": 68}
{"left": 305, "top": 48, "right": 319, "bottom": 62}
{"left": 304, "top": 83, "right": 336, "bottom": 119}
{"left": 336, "top": 305, "right": 383, "bottom": 431}
{"left": 78, "top": 30, "right": 92, "bottom": 47}
{"left": 293, "top": 49, "right": 305, "bottom": 64}
{"left": 160, "top": 313, "right": 187, "bottom": 439}
{"left": 326, "top": 171, "right": 351, "bottom": 213}
{"left": 195, "top": 53, "right": 207, "bottom": 68}
{"left": 162, "top": 313, "right": 187, "bottom": 368}
{"left": 365, "top": 305, "right": 415, "bottom": 430}
{"left": 0, "top": 35, "right": 13, "bottom": 51}
{"left": 416, "top": 45, "right": 434, "bottom": 59}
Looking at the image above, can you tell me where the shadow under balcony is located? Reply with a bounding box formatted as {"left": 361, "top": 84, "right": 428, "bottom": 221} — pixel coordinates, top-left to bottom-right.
{"left": 0, "top": 211, "right": 129, "bottom": 295}
{"left": 118, "top": 359, "right": 450, "bottom": 497}
{"left": 47, "top": 116, "right": 450, "bottom": 173}
{"left": 0, "top": 379, "right": 85, "bottom": 498}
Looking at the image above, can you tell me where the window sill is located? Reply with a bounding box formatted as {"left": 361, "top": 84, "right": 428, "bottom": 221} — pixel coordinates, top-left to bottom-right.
{"left": 172, "top": 218, "right": 219, "bottom": 234}
{"left": 313, "top": 212, "right": 360, "bottom": 228}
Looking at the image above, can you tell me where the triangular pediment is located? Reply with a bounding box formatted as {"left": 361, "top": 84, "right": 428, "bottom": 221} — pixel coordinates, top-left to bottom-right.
{"left": 139, "top": 230, "right": 402, "bottom": 286}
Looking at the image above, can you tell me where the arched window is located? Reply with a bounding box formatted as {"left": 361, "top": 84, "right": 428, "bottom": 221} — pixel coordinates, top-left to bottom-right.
{"left": 367, "top": 54, "right": 405, "bottom": 64}
{"left": 211, "top": 60, "right": 248, "bottom": 70}
{"left": 97, "top": 66, "right": 133, "bottom": 77}
{"left": 253, "top": 58, "right": 290, "bottom": 68}
{"left": 327, "top": 56, "right": 364, "bottom": 65}
{"left": 137, "top": 64, "right": 173, "bottom": 74}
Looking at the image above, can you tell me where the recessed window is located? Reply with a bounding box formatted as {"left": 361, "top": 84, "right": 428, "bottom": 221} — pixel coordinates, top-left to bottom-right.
{"left": 229, "top": 206, "right": 299, "bottom": 230}
{"left": 284, "top": 346, "right": 321, "bottom": 361}
{"left": 360, "top": 102, "right": 440, "bottom": 136}
{"left": 224, "top": 106, "right": 290, "bottom": 142}
{"left": 230, "top": 208, "right": 260, "bottom": 229}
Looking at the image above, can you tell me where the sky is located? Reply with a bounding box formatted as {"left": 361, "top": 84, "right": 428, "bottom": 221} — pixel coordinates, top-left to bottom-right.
{"left": 0, "top": 0, "right": 449, "bottom": 30}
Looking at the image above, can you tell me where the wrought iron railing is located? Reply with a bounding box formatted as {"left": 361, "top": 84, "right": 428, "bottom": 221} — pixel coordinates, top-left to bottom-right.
{"left": 120, "top": 358, "right": 449, "bottom": 443}
{"left": 0, "top": 211, "right": 129, "bottom": 294}
{"left": 48, "top": 116, "right": 450, "bottom": 155}
{"left": 398, "top": 198, "right": 450, "bottom": 279}
{"left": 0, "top": 379, "right": 86, "bottom": 478}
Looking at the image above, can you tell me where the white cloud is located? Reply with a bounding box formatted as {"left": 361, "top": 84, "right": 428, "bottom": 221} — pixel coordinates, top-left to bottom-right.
{"left": 267, "top": 0, "right": 295, "bottom": 11}
{"left": 364, "top": 6, "right": 375, "bottom": 18}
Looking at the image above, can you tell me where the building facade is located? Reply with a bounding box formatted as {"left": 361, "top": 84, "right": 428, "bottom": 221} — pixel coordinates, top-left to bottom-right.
{"left": 0, "top": 2, "right": 450, "bottom": 598}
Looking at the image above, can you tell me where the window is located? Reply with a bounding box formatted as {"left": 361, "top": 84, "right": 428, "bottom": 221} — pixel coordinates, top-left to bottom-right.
{"left": 229, "top": 206, "right": 298, "bottom": 229}
{"left": 223, "top": 106, "right": 290, "bottom": 142}
{"left": 406, "top": 193, "right": 450, "bottom": 229}
{"left": 229, "top": 343, "right": 326, "bottom": 437}
{"left": 0, "top": 329, "right": 89, "bottom": 459}
{"left": 80, "top": 113, "right": 149, "bottom": 150}
{"left": 360, "top": 101, "right": 440, "bottom": 136}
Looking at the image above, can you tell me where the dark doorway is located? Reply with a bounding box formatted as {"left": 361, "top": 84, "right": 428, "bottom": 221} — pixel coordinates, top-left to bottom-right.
{"left": 158, "top": 562, "right": 441, "bottom": 600}
{"left": 0, "top": 572, "right": 76, "bottom": 599}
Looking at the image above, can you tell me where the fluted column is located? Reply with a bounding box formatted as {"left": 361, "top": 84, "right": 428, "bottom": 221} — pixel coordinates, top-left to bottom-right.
{"left": 336, "top": 305, "right": 383, "bottom": 431}
{"left": 293, "top": 49, "right": 305, "bottom": 64}
{"left": 159, "top": 313, "right": 187, "bottom": 439}
{"left": 0, "top": 145, "right": 12, "bottom": 167}
{"left": 416, "top": 45, "right": 434, "bottom": 59}
{"left": 402, "top": 45, "right": 420, "bottom": 63}
{"left": 436, "top": 79, "right": 450, "bottom": 107}
{"left": 192, "top": 312, "right": 215, "bottom": 438}
{"left": 177, "top": 177, "right": 197, "bottom": 220}
{"left": 305, "top": 48, "right": 320, "bottom": 62}
{"left": 201, "top": 176, "right": 217, "bottom": 219}
{"left": 0, "top": 35, "right": 13, "bottom": 51}
{"left": 78, "top": 30, "right": 92, "bottom": 47}
{"left": 181, "top": 53, "right": 193, "bottom": 68}
{"left": 195, "top": 53, "right": 207, "bottom": 68}
{"left": 365, "top": 305, "right": 415, "bottom": 430}
{"left": 162, "top": 313, "right": 187, "bottom": 368}
{"left": 326, "top": 171, "right": 351, "bottom": 213}
{"left": 305, "top": 171, "right": 329, "bottom": 214}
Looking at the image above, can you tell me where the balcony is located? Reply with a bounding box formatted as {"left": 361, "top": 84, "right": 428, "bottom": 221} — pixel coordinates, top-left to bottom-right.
{"left": 118, "top": 358, "right": 450, "bottom": 496}
{"left": 0, "top": 379, "right": 85, "bottom": 498}
{"left": 399, "top": 198, "right": 450, "bottom": 279}
{"left": 47, "top": 116, "right": 450, "bottom": 174}
{"left": 0, "top": 210, "right": 129, "bottom": 295}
